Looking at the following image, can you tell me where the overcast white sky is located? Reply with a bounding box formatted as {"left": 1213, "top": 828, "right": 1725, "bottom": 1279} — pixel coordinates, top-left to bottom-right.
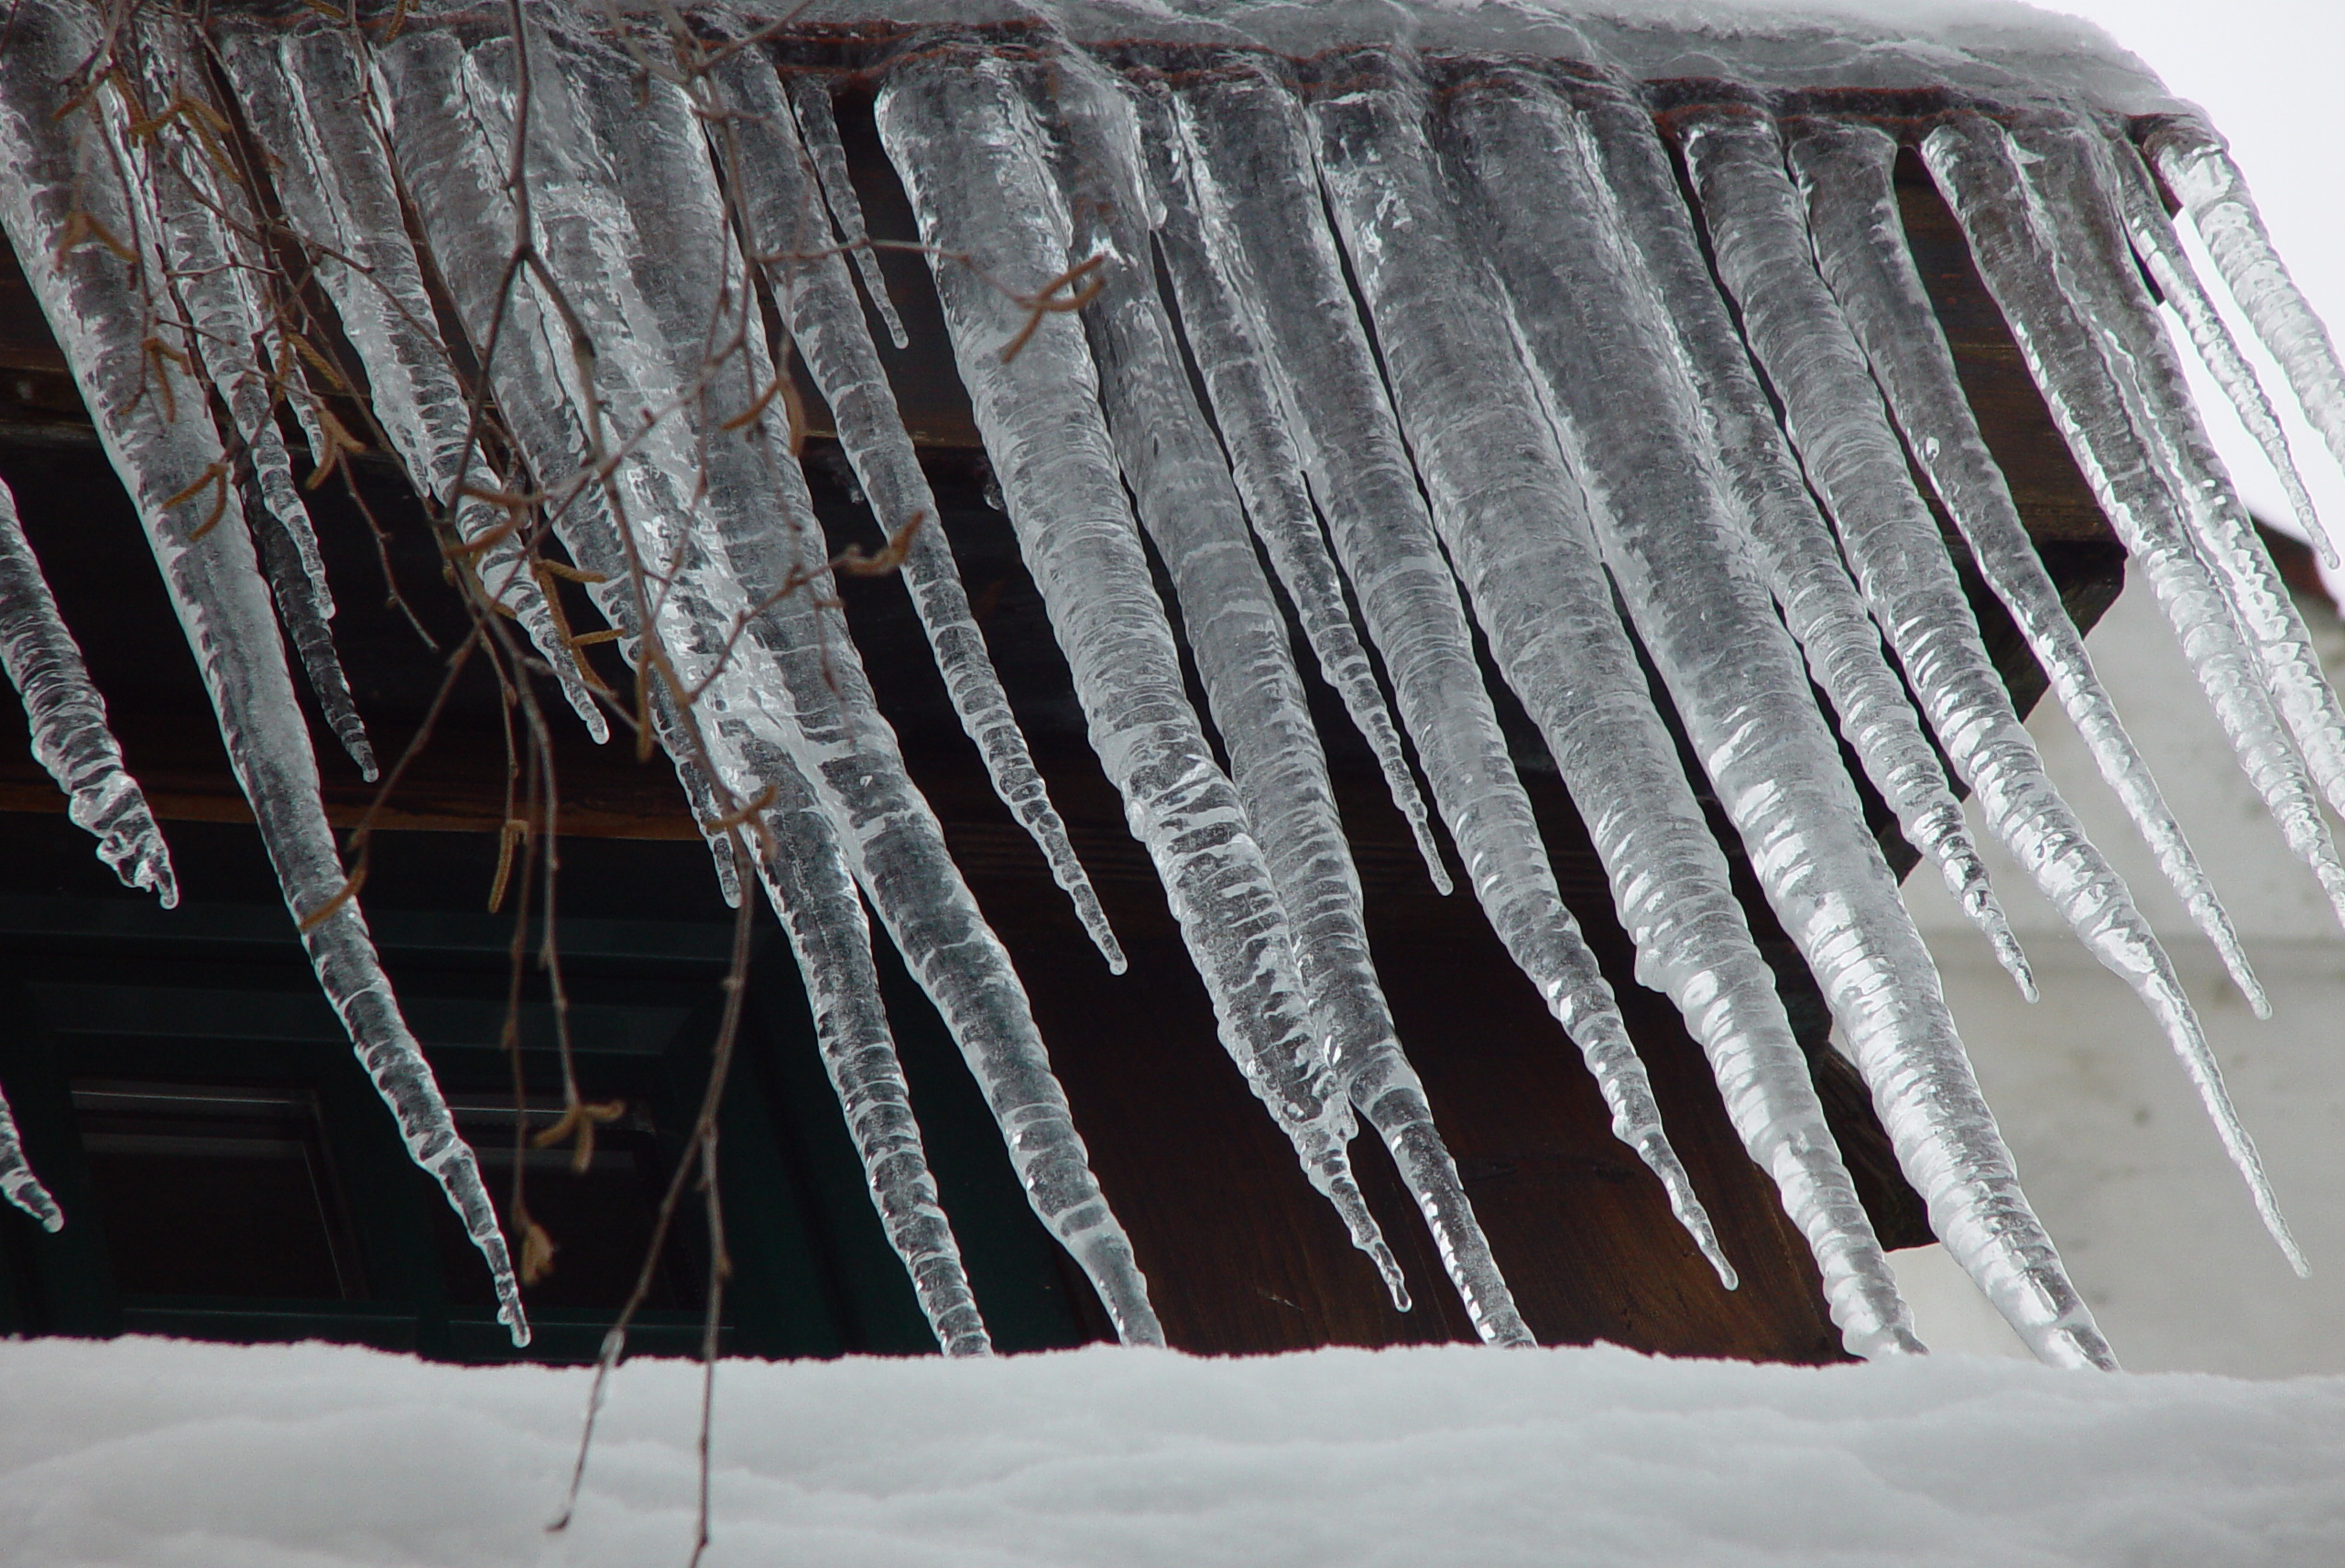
{"left": 2043, "top": 1, "right": 2345, "bottom": 582}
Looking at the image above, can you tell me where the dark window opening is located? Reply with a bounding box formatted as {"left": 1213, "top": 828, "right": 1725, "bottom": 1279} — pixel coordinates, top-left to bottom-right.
{"left": 0, "top": 819, "right": 1098, "bottom": 1362}
{"left": 435, "top": 1095, "right": 701, "bottom": 1313}
{"left": 71, "top": 1081, "right": 365, "bottom": 1302}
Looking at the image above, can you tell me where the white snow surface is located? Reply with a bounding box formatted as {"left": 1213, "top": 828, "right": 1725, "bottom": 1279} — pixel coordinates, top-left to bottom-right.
{"left": 2, "top": 1336, "right": 2342, "bottom": 1567}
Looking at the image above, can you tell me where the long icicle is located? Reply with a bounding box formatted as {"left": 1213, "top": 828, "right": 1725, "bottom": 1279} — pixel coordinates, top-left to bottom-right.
{"left": 0, "top": 1083, "right": 59, "bottom": 1227}
{"left": 1694, "top": 103, "right": 2297, "bottom": 1269}
{"left": 877, "top": 44, "right": 1407, "bottom": 1301}
{"left": 0, "top": 464, "right": 63, "bottom": 1232}
{"left": 215, "top": 21, "right": 611, "bottom": 743}
{"left": 0, "top": 474, "right": 177, "bottom": 906}
{"left": 1328, "top": 52, "right": 1941, "bottom": 1355}
{"left": 376, "top": 16, "right": 1156, "bottom": 1342}
{"left": 1433, "top": 58, "right": 1914, "bottom": 1352}
{"left": 2017, "top": 119, "right": 2345, "bottom": 876}
{"left": 0, "top": 0, "right": 529, "bottom": 1341}
{"left": 1043, "top": 49, "right": 1534, "bottom": 1334}
{"left": 747, "top": 732, "right": 991, "bottom": 1356}
{"left": 1927, "top": 115, "right": 2335, "bottom": 1018}
{"left": 1682, "top": 104, "right": 2291, "bottom": 1271}
{"left": 1493, "top": 68, "right": 2109, "bottom": 1367}
{"left": 1786, "top": 116, "right": 2260, "bottom": 1015}
{"left": 0, "top": 1082, "right": 60, "bottom": 1233}
{"left": 391, "top": 17, "right": 1116, "bottom": 1350}
{"left": 704, "top": 41, "right": 1124, "bottom": 973}
{"left": 121, "top": 16, "right": 376, "bottom": 780}
{"left": 1129, "top": 73, "right": 1452, "bottom": 898}
{"left": 784, "top": 73, "right": 911, "bottom": 354}
{"left": 2105, "top": 135, "right": 2337, "bottom": 567}
{"left": 556, "top": 23, "right": 998, "bottom": 1354}
{"left": 1547, "top": 82, "right": 2030, "bottom": 999}
{"left": 1162, "top": 50, "right": 1730, "bottom": 1285}
{"left": 1925, "top": 111, "right": 2308, "bottom": 1274}
{"left": 2145, "top": 115, "right": 2345, "bottom": 518}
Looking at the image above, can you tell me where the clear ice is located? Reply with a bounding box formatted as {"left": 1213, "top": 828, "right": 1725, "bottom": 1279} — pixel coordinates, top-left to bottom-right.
{"left": 217, "top": 22, "right": 612, "bottom": 742}
{"left": 373, "top": 13, "right": 1158, "bottom": 1344}
{"left": 1134, "top": 76, "right": 1453, "bottom": 898}
{"left": 1926, "top": 112, "right": 2306, "bottom": 1271}
{"left": 2105, "top": 135, "right": 2338, "bottom": 570}
{"left": 1331, "top": 52, "right": 1937, "bottom": 1351}
{"left": 1684, "top": 104, "right": 2288, "bottom": 1273}
{"left": 704, "top": 38, "right": 1124, "bottom": 972}
{"left": 117, "top": 15, "right": 376, "bottom": 781}
{"left": 14, "top": 0, "right": 2345, "bottom": 1366}
{"left": 786, "top": 74, "right": 912, "bottom": 354}
{"left": 1554, "top": 84, "right": 2031, "bottom": 1001}
{"left": 1042, "top": 48, "right": 1527, "bottom": 1335}
{"left": 2148, "top": 117, "right": 2345, "bottom": 529}
{"left": 1934, "top": 117, "right": 2343, "bottom": 1017}
{"left": 0, "top": 1082, "right": 60, "bottom": 1232}
{"left": 0, "top": 0, "right": 530, "bottom": 1341}
{"left": 1476, "top": 70, "right": 2105, "bottom": 1367}
{"left": 2014, "top": 121, "right": 2345, "bottom": 883}
{"left": 0, "top": 474, "right": 176, "bottom": 905}
{"left": 878, "top": 44, "right": 1408, "bottom": 1304}
{"left": 0, "top": 469, "right": 171, "bottom": 1235}
{"left": 1160, "top": 49, "right": 1732, "bottom": 1288}
{"left": 1785, "top": 117, "right": 2259, "bottom": 1012}
{"left": 747, "top": 735, "right": 992, "bottom": 1356}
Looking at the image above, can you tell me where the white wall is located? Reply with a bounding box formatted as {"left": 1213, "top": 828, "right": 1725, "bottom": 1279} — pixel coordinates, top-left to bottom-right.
{"left": 1890, "top": 583, "right": 2345, "bottom": 1375}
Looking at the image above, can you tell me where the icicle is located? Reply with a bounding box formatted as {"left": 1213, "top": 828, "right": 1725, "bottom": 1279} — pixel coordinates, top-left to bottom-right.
{"left": 2105, "top": 136, "right": 2337, "bottom": 567}
{"left": 1928, "top": 115, "right": 2333, "bottom": 1002}
{"left": 1465, "top": 67, "right": 2108, "bottom": 1367}
{"left": 1925, "top": 112, "right": 2307, "bottom": 1274}
{"left": 1041, "top": 49, "right": 1537, "bottom": 1334}
{"left": 2014, "top": 119, "right": 2345, "bottom": 885}
{"left": 1129, "top": 76, "right": 1451, "bottom": 898}
{"left": 551, "top": 24, "right": 997, "bottom": 1353}
{"left": 1331, "top": 53, "right": 1933, "bottom": 1345}
{"left": 0, "top": 474, "right": 177, "bottom": 905}
{"left": 115, "top": 17, "right": 376, "bottom": 780}
{"left": 0, "top": 1083, "right": 60, "bottom": 1233}
{"left": 2146, "top": 116, "right": 2345, "bottom": 516}
{"left": 1522, "top": 87, "right": 2031, "bottom": 1002}
{"left": 1402, "top": 58, "right": 1926, "bottom": 1355}
{"left": 660, "top": 688, "right": 745, "bottom": 913}
{"left": 877, "top": 44, "right": 1408, "bottom": 1302}
{"left": 0, "top": 1, "right": 530, "bottom": 1342}
{"left": 786, "top": 75, "right": 911, "bottom": 353}
{"left": 1683, "top": 106, "right": 2283, "bottom": 1255}
{"left": 702, "top": 40, "right": 1123, "bottom": 975}
{"left": 747, "top": 734, "right": 991, "bottom": 1355}
{"left": 1785, "top": 117, "right": 2260, "bottom": 1025}
{"left": 1159, "top": 50, "right": 1732, "bottom": 1289}
{"left": 214, "top": 22, "right": 611, "bottom": 744}
{"left": 376, "top": 18, "right": 1158, "bottom": 1343}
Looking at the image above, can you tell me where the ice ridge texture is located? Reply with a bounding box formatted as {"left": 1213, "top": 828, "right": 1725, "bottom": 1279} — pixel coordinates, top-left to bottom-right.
{"left": 1, "top": 0, "right": 2340, "bottom": 1361}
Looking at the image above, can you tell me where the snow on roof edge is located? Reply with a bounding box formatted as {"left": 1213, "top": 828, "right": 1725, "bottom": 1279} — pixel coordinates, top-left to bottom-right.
{"left": 752, "top": 0, "right": 2191, "bottom": 115}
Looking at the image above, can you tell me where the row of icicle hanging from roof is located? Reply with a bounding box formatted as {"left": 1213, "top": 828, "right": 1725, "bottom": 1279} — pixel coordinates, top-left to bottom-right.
{"left": 2, "top": 0, "right": 2342, "bottom": 1368}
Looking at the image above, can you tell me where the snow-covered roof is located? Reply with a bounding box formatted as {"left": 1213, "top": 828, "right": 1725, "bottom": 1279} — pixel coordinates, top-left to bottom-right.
{"left": 748, "top": 0, "right": 2186, "bottom": 111}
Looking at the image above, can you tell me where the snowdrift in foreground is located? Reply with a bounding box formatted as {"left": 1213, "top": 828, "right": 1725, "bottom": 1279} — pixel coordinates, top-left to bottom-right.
{"left": 0, "top": 1336, "right": 2340, "bottom": 1567}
